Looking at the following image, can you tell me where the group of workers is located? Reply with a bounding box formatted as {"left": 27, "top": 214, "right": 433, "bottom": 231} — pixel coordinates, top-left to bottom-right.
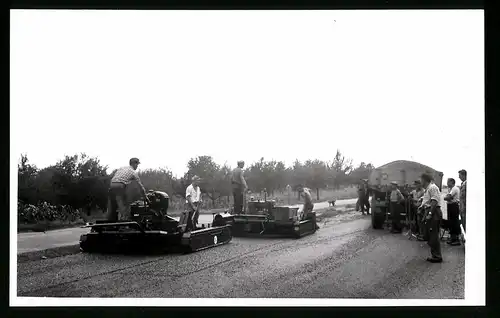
{"left": 355, "top": 170, "right": 467, "bottom": 263}
{"left": 231, "top": 160, "right": 318, "bottom": 227}
{"left": 105, "top": 158, "right": 318, "bottom": 230}
{"left": 105, "top": 157, "right": 204, "bottom": 228}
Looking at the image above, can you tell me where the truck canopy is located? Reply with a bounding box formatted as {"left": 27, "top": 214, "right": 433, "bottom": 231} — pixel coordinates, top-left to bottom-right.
{"left": 368, "top": 160, "right": 443, "bottom": 190}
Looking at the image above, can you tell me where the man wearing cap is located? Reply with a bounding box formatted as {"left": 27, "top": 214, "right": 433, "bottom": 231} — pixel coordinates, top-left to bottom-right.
{"left": 185, "top": 175, "right": 202, "bottom": 229}
{"left": 107, "top": 158, "right": 149, "bottom": 221}
{"left": 458, "top": 169, "right": 467, "bottom": 233}
{"left": 418, "top": 173, "right": 443, "bottom": 263}
{"left": 389, "top": 181, "right": 405, "bottom": 233}
{"left": 231, "top": 161, "right": 248, "bottom": 214}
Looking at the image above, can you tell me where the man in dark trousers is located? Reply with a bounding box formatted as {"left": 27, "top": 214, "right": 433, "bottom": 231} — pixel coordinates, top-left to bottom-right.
{"left": 389, "top": 181, "right": 405, "bottom": 233}
{"left": 444, "top": 178, "right": 461, "bottom": 245}
{"left": 231, "top": 160, "right": 248, "bottom": 214}
{"left": 418, "top": 173, "right": 443, "bottom": 263}
{"left": 410, "top": 180, "right": 426, "bottom": 239}
{"left": 185, "top": 175, "right": 202, "bottom": 230}
{"left": 359, "top": 179, "right": 371, "bottom": 215}
{"left": 107, "top": 158, "right": 150, "bottom": 221}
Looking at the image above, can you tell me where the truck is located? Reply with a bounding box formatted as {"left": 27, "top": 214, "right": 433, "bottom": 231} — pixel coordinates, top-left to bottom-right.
{"left": 368, "top": 160, "right": 443, "bottom": 230}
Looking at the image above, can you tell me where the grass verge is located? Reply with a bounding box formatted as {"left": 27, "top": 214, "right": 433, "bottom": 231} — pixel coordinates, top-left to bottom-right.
{"left": 17, "top": 208, "right": 227, "bottom": 233}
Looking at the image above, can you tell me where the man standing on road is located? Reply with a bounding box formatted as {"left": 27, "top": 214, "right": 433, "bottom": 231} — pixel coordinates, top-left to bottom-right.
{"left": 444, "top": 178, "right": 461, "bottom": 245}
{"left": 297, "top": 185, "right": 320, "bottom": 230}
{"left": 419, "top": 173, "right": 443, "bottom": 263}
{"left": 107, "top": 158, "right": 149, "bottom": 221}
{"left": 458, "top": 169, "right": 467, "bottom": 233}
{"left": 389, "top": 181, "right": 405, "bottom": 233}
{"left": 410, "top": 180, "right": 425, "bottom": 239}
{"left": 185, "top": 175, "right": 202, "bottom": 229}
{"left": 231, "top": 160, "right": 248, "bottom": 214}
{"left": 360, "top": 179, "right": 371, "bottom": 215}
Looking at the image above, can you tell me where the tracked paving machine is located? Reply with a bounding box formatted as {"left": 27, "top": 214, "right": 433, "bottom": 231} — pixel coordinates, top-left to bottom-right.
{"left": 79, "top": 190, "right": 232, "bottom": 254}
{"left": 368, "top": 160, "right": 443, "bottom": 230}
{"left": 225, "top": 196, "right": 317, "bottom": 238}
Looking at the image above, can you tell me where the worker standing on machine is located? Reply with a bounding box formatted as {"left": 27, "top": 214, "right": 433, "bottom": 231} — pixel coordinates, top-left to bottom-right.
{"left": 185, "top": 175, "right": 202, "bottom": 229}
{"left": 297, "top": 185, "right": 320, "bottom": 230}
{"left": 231, "top": 160, "right": 248, "bottom": 214}
{"left": 106, "top": 158, "right": 150, "bottom": 221}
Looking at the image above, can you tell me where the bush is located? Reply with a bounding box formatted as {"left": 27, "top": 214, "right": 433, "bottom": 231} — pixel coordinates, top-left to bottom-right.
{"left": 18, "top": 200, "right": 81, "bottom": 224}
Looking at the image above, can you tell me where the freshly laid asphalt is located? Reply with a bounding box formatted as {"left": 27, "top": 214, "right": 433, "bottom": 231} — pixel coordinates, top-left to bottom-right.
{"left": 17, "top": 205, "right": 464, "bottom": 298}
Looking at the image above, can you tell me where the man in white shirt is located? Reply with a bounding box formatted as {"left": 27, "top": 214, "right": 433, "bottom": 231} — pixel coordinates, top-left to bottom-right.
{"left": 185, "top": 175, "right": 202, "bottom": 229}
{"left": 444, "top": 178, "right": 461, "bottom": 245}
{"left": 418, "top": 173, "right": 443, "bottom": 263}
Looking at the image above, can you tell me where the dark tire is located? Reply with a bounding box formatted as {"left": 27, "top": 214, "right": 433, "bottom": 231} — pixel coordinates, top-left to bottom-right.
{"left": 371, "top": 211, "right": 384, "bottom": 229}
{"left": 79, "top": 241, "right": 93, "bottom": 253}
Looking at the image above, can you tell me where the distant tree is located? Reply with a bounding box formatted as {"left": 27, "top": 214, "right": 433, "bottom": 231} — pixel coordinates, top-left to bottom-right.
{"left": 328, "top": 150, "right": 354, "bottom": 189}
{"left": 348, "top": 162, "right": 375, "bottom": 184}
{"left": 18, "top": 154, "right": 38, "bottom": 204}
{"left": 18, "top": 149, "right": 370, "bottom": 220}
{"left": 304, "top": 159, "right": 328, "bottom": 200}
{"left": 290, "top": 160, "right": 308, "bottom": 199}
{"left": 186, "top": 155, "right": 225, "bottom": 205}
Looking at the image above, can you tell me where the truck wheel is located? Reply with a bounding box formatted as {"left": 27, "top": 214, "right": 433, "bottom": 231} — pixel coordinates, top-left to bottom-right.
{"left": 371, "top": 212, "right": 383, "bottom": 229}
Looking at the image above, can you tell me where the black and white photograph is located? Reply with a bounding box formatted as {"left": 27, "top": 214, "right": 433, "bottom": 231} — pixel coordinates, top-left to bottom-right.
{"left": 10, "top": 9, "right": 485, "bottom": 306}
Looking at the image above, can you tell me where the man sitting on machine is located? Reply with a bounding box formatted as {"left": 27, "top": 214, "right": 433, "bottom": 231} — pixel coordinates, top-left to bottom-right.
{"left": 297, "top": 185, "right": 320, "bottom": 230}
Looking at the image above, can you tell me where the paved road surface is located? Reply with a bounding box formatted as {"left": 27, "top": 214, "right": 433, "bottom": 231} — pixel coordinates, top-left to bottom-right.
{"left": 17, "top": 199, "right": 358, "bottom": 254}
{"left": 17, "top": 209, "right": 464, "bottom": 298}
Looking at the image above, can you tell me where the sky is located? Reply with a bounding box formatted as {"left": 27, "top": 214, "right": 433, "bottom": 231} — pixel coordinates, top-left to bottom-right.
{"left": 10, "top": 10, "right": 484, "bottom": 182}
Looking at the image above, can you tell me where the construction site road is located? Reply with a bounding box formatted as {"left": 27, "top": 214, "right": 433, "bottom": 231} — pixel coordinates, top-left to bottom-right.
{"left": 17, "top": 209, "right": 464, "bottom": 299}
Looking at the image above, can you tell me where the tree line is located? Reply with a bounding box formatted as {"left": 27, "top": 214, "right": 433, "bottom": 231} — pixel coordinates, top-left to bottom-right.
{"left": 18, "top": 150, "right": 375, "bottom": 212}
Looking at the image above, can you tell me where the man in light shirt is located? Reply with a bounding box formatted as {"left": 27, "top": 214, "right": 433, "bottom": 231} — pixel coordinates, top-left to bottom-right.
{"left": 444, "top": 178, "right": 461, "bottom": 245}
{"left": 418, "top": 173, "right": 443, "bottom": 263}
{"left": 107, "top": 158, "right": 149, "bottom": 221}
{"left": 297, "top": 185, "right": 319, "bottom": 230}
{"left": 185, "top": 175, "right": 202, "bottom": 229}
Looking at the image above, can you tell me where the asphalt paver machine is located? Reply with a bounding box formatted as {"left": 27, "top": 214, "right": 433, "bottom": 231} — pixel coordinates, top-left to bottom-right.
{"left": 79, "top": 190, "right": 233, "bottom": 254}
{"left": 223, "top": 191, "right": 317, "bottom": 238}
